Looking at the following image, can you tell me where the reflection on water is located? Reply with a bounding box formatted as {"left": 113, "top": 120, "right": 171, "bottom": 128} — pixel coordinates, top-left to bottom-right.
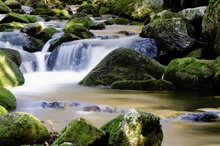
{"left": 10, "top": 72, "right": 220, "bottom": 146}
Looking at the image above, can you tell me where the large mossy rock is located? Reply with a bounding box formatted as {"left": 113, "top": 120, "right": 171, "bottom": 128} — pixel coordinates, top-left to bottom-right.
{"left": 77, "top": 3, "right": 99, "bottom": 15}
{"left": 0, "top": 51, "right": 24, "bottom": 87}
{"left": 30, "top": 8, "right": 62, "bottom": 17}
{"left": 0, "top": 22, "right": 26, "bottom": 32}
{"left": 164, "top": 57, "right": 215, "bottom": 89}
{"left": 101, "top": 108, "right": 163, "bottom": 146}
{"left": 79, "top": 48, "right": 165, "bottom": 86}
{"left": 140, "top": 11, "right": 195, "bottom": 64}
{"left": 0, "top": 48, "right": 22, "bottom": 67}
{"left": 112, "top": 0, "right": 163, "bottom": 20}
{"left": 52, "top": 118, "right": 107, "bottom": 146}
{"left": 0, "top": 112, "right": 50, "bottom": 145}
{"left": 0, "top": 0, "right": 12, "bottom": 13}
{"left": 63, "top": 25, "right": 94, "bottom": 39}
{"left": 35, "top": 27, "right": 59, "bottom": 43}
{"left": 111, "top": 79, "right": 174, "bottom": 90}
{"left": 0, "top": 12, "right": 29, "bottom": 23}
{"left": 202, "top": 0, "right": 220, "bottom": 58}
{"left": 0, "top": 86, "right": 16, "bottom": 111}
{"left": 20, "top": 22, "right": 43, "bottom": 37}
{"left": 4, "top": 0, "right": 21, "bottom": 9}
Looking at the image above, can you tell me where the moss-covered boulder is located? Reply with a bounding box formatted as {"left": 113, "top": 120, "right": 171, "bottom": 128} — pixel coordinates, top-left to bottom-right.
{"left": 30, "top": 8, "right": 61, "bottom": 17}
{"left": 179, "top": 6, "right": 206, "bottom": 38}
{"left": 0, "top": 112, "right": 50, "bottom": 145}
{"left": 140, "top": 11, "right": 195, "bottom": 64}
{"left": 0, "top": 51, "right": 24, "bottom": 87}
{"left": 63, "top": 13, "right": 95, "bottom": 30}
{"left": 49, "top": 33, "right": 80, "bottom": 52}
{"left": 111, "top": 79, "right": 174, "bottom": 90}
{"left": 0, "top": 48, "right": 22, "bottom": 66}
{"left": 63, "top": 25, "right": 94, "bottom": 39}
{"left": 112, "top": 0, "right": 163, "bottom": 20}
{"left": 202, "top": 0, "right": 220, "bottom": 58}
{"left": 79, "top": 48, "right": 165, "bottom": 86}
{"left": 0, "top": 0, "right": 12, "bottom": 13}
{"left": 0, "top": 22, "right": 26, "bottom": 32}
{"left": 32, "top": 1, "right": 49, "bottom": 9}
{"left": 35, "top": 27, "right": 59, "bottom": 43}
{"left": 101, "top": 108, "right": 163, "bottom": 146}
{"left": 77, "top": 3, "right": 99, "bottom": 15}
{"left": 164, "top": 57, "right": 215, "bottom": 89}
{"left": 0, "top": 105, "right": 7, "bottom": 114}
{"left": 0, "top": 86, "right": 16, "bottom": 111}
{"left": 20, "top": 0, "right": 38, "bottom": 6}
{"left": 52, "top": 118, "right": 107, "bottom": 146}
{"left": 0, "top": 12, "right": 29, "bottom": 23}
{"left": 186, "top": 48, "right": 204, "bottom": 59}
{"left": 4, "top": 0, "right": 21, "bottom": 9}
{"left": 20, "top": 22, "right": 43, "bottom": 37}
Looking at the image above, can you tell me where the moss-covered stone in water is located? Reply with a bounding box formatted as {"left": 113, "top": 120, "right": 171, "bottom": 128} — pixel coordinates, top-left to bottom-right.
{"left": 79, "top": 48, "right": 165, "bottom": 86}
{"left": 111, "top": 79, "right": 174, "bottom": 90}
{"left": 35, "top": 27, "right": 59, "bottom": 43}
{"left": 0, "top": 105, "right": 8, "bottom": 114}
{"left": 52, "top": 118, "right": 107, "bottom": 146}
{"left": 0, "top": 86, "right": 16, "bottom": 111}
{"left": 164, "top": 57, "right": 215, "bottom": 89}
{"left": 101, "top": 108, "right": 163, "bottom": 146}
{"left": 0, "top": 112, "right": 50, "bottom": 145}
{"left": 0, "top": 0, "right": 12, "bottom": 14}
{"left": 63, "top": 25, "right": 94, "bottom": 39}
{"left": 4, "top": 0, "right": 21, "bottom": 9}
{"left": 0, "top": 51, "right": 24, "bottom": 87}
{"left": 20, "top": 22, "right": 43, "bottom": 37}
{"left": 77, "top": 3, "right": 99, "bottom": 15}
{"left": 0, "top": 22, "right": 26, "bottom": 32}
{"left": 0, "top": 48, "right": 22, "bottom": 67}
{"left": 0, "top": 12, "right": 29, "bottom": 23}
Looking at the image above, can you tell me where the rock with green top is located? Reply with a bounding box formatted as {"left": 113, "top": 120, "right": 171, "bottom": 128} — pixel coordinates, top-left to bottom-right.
{"left": 0, "top": 12, "right": 29, "bottom": 23}
{"left": 0, "top": 105, "right": 7, "bottom": 114}
{"left": 0, "top": 86, "right": 16, "bottom": 111}
{"left": 20, "top": 22, "right": 43, "bottom": 37}
{"left": 0, "top": 112, "right": 50, "bottom": 145}
{"left": 63, "top": 25, "right": 94, "bottom": 39}
{"left": 4, "top": 0, "right": 21, "bottom": 9}
{"left": 0, "top": 0, "right": 12, "bottom": 13}
{"left": 101, "top": 108, "right": 163, "bottom": 146}
{"left": 77, "top": 3, "right": 99, "bottom": 15}
{"left": 30, "top": 8, "right": 61, "bottom": 17}
{"left": 35, "top": 27, "right": 59, "bottom": 43}
{"left": 0, "top": 22, "right": 26, "bottom": 32}
{"left": 79, "top": 48, "right": 165, "bottom": 86}
{"left": 52, "top": 118, "right": 107, "bottom": 146}
{"left": 0, "top": 51, "right": 24, "bottom": 87}
{"left": 111, "top": 79, "right": 174, "bottom": 90}
{"left": 186, "top": 48, "right": 204, "bottom": 59}
{"left": 202, "top": 0, "right": 220, "bottom": 58}
{"left": 112, "top": 0, "right": 163, "bottom": 20}
{"left": 140, "top": 12, "right": 194, "bottom": 62}
{"left": 164, "top": 57, "right": 215, "bottom": 89}
{"left": 0, "top": 48, "right": 22, "bottom": 66}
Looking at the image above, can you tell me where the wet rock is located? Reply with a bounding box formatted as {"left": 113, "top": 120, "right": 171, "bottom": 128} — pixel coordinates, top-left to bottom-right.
{"left": 79, "top": 48, "right": 165, "bottom": 86}
{"left": 0, "top": 86, "right": 16, "bottom": 111}
{"left": 20, "top": 22, "right": 43, "bottom": 37}
{"left": 101, "top": 108, "right": 163, "bottom": 146}
{"left": 95, "top": 35, "right": 118, "bottom": 40}
{"left": 0, "top": 105, "right": 7, "bottom": 114}
{"left": 0, "top": 0, "right": 12, "bottom": 13}
{"left": 35, "top": 27, "right": 59, "bottom": 43}
{"left": 83, "top": 105, "right": 119, "bottom": 113}
{"left": 178, "top": 112, "right": 219, "bottom": 122}
{"left": 0, "top": 112, "right": 50, "bottom": 145}
{"left": 0, "top": 51, "right": 24, "bottom": 87}
{"left": 63, "top": 25, "right": 94, "bottom": 39}
{"left": 41, "top": 101, "right": 72, "bottom": 109}
{"left": 51, "top": 118, "right": 107, "bottom": 146}
{"left": 0, "top": 22, "right": 26, "bottom": 32}
{"left": 0, "top": 48, "right": 22, "bottom": 66}
{"left": 0, "top": 12, "right": 29, "bottom": 23}
{"left": 111, "top": 79, "right": 174, "bottom": 90}
{"left": 77, "top": 3, "right": 99, "bottom": 15}
{"left": 202, "top": 0, "right": 220, "bottom": 58}
{"left": 164, "top": 57, "right": 215, "bottom": 89}
{"left": 89, "top": 22, "right": 106, "bottom": 30}
{"left": 4, "top": 0, "right": 21, "bottom": 9}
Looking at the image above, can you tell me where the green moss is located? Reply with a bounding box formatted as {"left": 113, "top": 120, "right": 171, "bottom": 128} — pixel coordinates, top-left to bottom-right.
{"left": 0, "top": 0, "right": 12, "bottom": 14}
{"left": 0, "top": 48, "right": 22, "bottom": 67}
{"left": 0, "top": 112, "right": 50, "bottom": 145}
{"left": 79, "top": 48, "right": 164, "bottom": 86}
{"left": 0, "top": 13, "right": 29, "bottom": 23}
{"left": 0, "top": 105, "right": 8, "bottom": 114}
{"left": 0, "top": 22, "right": 26, "bottom": 31}
{"left": 164, "top": 57, "right": 215, "bottom": 89}
{"left": 77, "top": 3, "right": 99, "bottom": 15}
{"left": 0, "top": 86, "right": 16, "bottom": 111}
{"left": 186, "top": 48, "right": 203, "bottom": 59}
{"left": 35, "top": 27, "right": 59, "bottom": 43}
{"left": 111, "top": 79, "right": 174, "bottom": 90}
{"left": 52, "top": 118, "right": 107, "bottom": 146}
{"left": 63, "top": 25, "right": 94, "bottom": 39}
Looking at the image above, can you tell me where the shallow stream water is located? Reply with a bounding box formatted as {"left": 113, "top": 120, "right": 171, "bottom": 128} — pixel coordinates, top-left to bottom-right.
{"left": 1, "top": 13, "right": 220, "bottom": 146}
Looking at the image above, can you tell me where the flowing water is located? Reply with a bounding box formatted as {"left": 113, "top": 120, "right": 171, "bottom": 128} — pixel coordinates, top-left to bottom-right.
{"left": 1, "top": 16, "right": 220, "bottom": 146}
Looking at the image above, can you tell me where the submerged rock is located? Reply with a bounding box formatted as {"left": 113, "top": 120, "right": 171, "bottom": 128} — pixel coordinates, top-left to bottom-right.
{"left": 79, "top": 48, "right": 165, "bottom": 86}
{"left": 101, "top": 108, "right": 163, "bottom": 146}
{"left": 178, "top": 112, "right": 219, "bottom": 122}
{"left": 0, "top": 112, "right": 50, "bottom": 145}
{"left": 0, "top": 86, "right": 16, "bottom": 111}
{"left": 41, "top": 101, "right": 72, "bottom": 109}
{"left": 164, "top": 57, "right": 215, "bottom": 89}
{"left": 52, "top": 118, "right": 107, "bottom": 146}
{"left": 83, "top": 105, "right": 119, "bottom": 113}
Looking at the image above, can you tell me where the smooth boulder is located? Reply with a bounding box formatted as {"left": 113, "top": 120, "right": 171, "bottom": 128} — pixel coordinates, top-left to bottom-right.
{"left": 0, "top": 86, "right": 16, "bottom": 111}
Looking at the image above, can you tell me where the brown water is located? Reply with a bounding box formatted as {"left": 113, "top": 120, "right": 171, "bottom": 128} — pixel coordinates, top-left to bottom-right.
{"left": 10, "top": 71, "right": 220, "bottom": 146}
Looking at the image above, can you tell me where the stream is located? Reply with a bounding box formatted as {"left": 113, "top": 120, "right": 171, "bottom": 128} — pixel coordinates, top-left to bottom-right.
{"left": 1, "top": 12, "right": 220, "bottom": 146}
